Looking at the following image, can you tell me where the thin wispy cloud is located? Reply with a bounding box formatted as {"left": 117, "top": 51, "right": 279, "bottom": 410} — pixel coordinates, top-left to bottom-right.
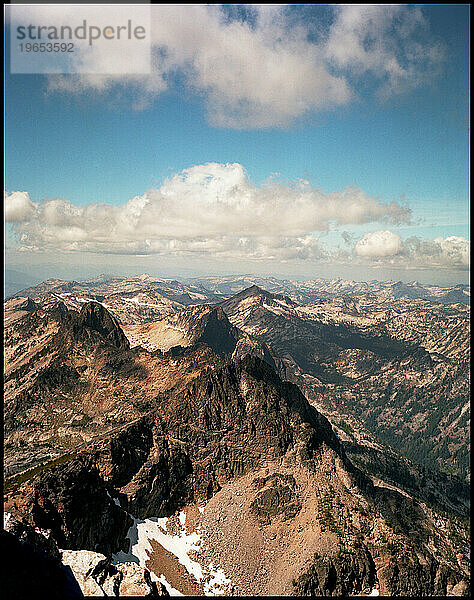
{"left": 324, "top": 5, "right": 445, "bottom": 100}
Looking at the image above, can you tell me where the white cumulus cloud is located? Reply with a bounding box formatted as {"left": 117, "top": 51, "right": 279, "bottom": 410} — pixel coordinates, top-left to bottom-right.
{"left": 404, "top": 235, "right": 469, "bottom": 269}
{"left": 5, "top": 162, "right": 410, "bottom": 261}
{"left": 352, "top": 231, "right": 469, "bottom": 270}
{"left": 6, "top": 178, "right": 468, "bottom": 273}
{"left": 16, "top": 4, "right": 445, "bottom": 128}
{"left": 355, "top": 230, "right": 403, "bottom": 258}
{"left": 4, "top": 191, "right": 37, "bottom": 223}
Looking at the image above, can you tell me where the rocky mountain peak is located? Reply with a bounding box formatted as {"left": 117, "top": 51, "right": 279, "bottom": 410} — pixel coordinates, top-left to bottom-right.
{"left": 48, "top": 300, "right": 69, "bottom": 318}
{"left": 233, "top": 285, "right": 297, "bottom": 307}
{"left": 238, "top": 284, "right": 270, "bottom": 298}
{"left": 76, "top": 301, "right": 129, "bottom": 349}
{"left": 219, "top": 285, "right": 280, "bottom": 313}
{"left": 5, "top": 296, "right": 38, "bottom": 312}
{"left": 121, "top": 303, "right": 239, "bottom": 357}
{"left": 170, "top": 304, "right": 238, "bottom": 356}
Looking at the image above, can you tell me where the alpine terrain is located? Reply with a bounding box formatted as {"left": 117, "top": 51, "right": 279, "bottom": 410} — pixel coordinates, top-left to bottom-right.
{"left": 3, "top": 274, "right": 470, "bottom": 597}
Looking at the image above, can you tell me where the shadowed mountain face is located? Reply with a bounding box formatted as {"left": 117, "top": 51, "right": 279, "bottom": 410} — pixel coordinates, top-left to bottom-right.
{"left": 221, "top": 286, "right": 426, "bottom": 381}
{"left": 122, "top": 303, "right": 282, "bottom": 374}
{"left": 73, "top": 302, "right": 130, "bottom": 350}
{"left": 219, "top": 286, "right": 470, "bottom": 483}
{"left": 1, "top": 529, "right": 85, "bottom": 600}
{"left": 195, "top": 306, "right": 241, "bottom": 356}
{"left": 3, "top": 294, "right": 470, "bottom": 596}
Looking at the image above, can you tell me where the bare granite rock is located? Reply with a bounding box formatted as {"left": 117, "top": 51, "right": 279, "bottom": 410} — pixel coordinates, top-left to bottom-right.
{"left": 61, "top": 549, "right": 168, "bottom": 596}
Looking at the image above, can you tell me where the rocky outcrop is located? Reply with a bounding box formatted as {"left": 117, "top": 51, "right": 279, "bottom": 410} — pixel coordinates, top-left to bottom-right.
{"left": 219, "top": 284, "right": 296, "bottom": 314}
{"left": 124, "top": 305, "right": 240, "bottom": 357}
{"left": 2, "top": 520, "right": 168, "bottom": 599}
{"left": 61, "top": 550, "right": 168, "bottom": 597}
{"left": 294, "top": 547, "right": 470, "bottom": 597}
{"left": 294, "top": 546, "right": 377, "bottom": 596}
{"left": 382, "top": 551, "right": 469, "bottom": 597}
{"left": 114, "top": 355, "right": 352, "bottom": 519}
{"left": 27, "top": 457, "right": 132, "bottom": 555}
{"left": 4, "top": 513, "right": 60, "bottom": 558}
{"left": 32, "top": 363, "right": 81, "bottom": 394}
{"left": 17, "top": 296, "right": 38, "bottom": 311}
{"left": 194, "top": 305, "right": 239, "bottom": 356}
{"left": 75, "top": 302, "right": 130, "bottom": 349}
{"left": 93, "top": 417, "right": 155, "bottom": 488}
{"left": 250, "top": 473, "right": 301, "bottom": 523}
{"left": 49, "top": 299, "right": 69, "bottom": 318}
{"left": 81, "top": 353, "right": 351, "bottom": 522}
{"left": 232, "top": 334, "right": 283, "bottom": 374}
{"left": 121, "top": 438, "right": 194, "bottom": 518}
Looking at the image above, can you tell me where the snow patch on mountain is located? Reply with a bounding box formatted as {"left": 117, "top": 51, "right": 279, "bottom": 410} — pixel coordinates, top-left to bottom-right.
{"left": 111, "top": 500, "right": 232, "bottom": 596}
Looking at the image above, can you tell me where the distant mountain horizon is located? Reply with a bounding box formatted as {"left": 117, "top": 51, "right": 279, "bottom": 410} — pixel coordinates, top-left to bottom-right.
{"left": 8, "top": 272, "right": 470, "bottom": 306}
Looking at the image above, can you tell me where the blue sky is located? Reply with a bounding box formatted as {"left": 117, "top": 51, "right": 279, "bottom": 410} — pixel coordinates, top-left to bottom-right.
{"left": 4, "top": 4, "right": 470, "bottom": 284}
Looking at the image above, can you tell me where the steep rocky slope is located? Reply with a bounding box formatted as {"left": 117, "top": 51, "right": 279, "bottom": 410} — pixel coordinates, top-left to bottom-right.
{"left": 4, "top": 300, "right": 470, "bottom": 596}
{"left": 4, "top": 298, "right": 222, "bottom": 478}
{"left": 123, "top": 305, "right": 239, "bottom": 354}
{"left": 122, "top": 303, "right": 282, "bottom": 373}
{"left": 220, "top": 286, "right": 470, "bottom": 482}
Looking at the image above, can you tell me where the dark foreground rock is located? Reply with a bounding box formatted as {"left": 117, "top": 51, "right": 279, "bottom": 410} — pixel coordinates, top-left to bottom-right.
{"left": 1, "top": 529, "right": 84, "bottom": 599}
{"left": 27, "top": 457, "right": 132, "bottom": 555}
{"left": 294, "top": 545, "right": 376, "bottom": 596}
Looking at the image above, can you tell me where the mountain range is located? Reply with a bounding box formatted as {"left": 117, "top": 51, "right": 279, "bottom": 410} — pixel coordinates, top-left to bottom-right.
{"left": 3, "top": 274, "right": 470, "bottom": 597}
{"left": 8, "top": 272, "right": 470, "bottom": 307}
